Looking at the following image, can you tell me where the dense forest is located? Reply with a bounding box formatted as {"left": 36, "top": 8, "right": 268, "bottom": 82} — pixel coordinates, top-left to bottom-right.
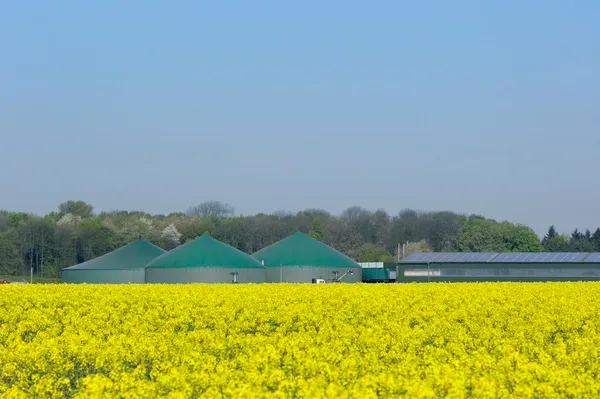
{"left": 1, "top": 200, "right": 599, "bottom": 277}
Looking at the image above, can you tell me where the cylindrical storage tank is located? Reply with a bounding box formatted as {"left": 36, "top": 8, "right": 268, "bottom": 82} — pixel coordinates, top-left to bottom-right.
{"left": 61, "top": 240, "right": 166, "bottom": 284}
{"left": 252, "top": 232, "right": 362, "bottom": 283}
{"left": 145, "top": 234, "right": 266, "bottom": 283}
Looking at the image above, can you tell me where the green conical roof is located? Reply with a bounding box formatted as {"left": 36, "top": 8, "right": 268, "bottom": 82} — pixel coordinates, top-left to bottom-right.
{"left": 252, "top": 232, "right": 360, "bottom": 268}
{"left": 62, "top": 240, "right": 166, "bottom": 270}
{"left": 146, "top": 235, "right": 264, "bottom": 269}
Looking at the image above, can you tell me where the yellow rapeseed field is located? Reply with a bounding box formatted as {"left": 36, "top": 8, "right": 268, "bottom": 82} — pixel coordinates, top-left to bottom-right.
{"left": 1, "top": 283, "right": 600, "bottom": 398}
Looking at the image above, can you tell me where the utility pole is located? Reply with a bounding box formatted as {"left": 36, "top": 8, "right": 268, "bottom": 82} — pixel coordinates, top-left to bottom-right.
{"left": 396, "top": 243, "right": 400, "bottom": 283}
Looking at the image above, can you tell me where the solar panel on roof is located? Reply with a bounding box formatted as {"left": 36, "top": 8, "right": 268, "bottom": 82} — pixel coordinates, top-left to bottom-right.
{"left": 452, "top": 253, "right": 466, "bottom": 261}
{"left": 585, "top": 253, "right": 600, "bottom": 263}
{"left": 402, "top": 251, "right": 594, "bottom": 264}
{"left": 400, "top": 252, "right": 427, "bottom": 263}
{"left": 494, "top": 253, "right": 518, "bottom": 262}
{"left": 492, "top": 252, "right": 589, "bottom": 263}
{"left": 401, "top": 252, "right": 499, "bottom": 263}
{"left": 554, "top": 253, "right": 568, "bottom": 262}
{"left": 565, "top": 252, "right": 588, "bottom": 262}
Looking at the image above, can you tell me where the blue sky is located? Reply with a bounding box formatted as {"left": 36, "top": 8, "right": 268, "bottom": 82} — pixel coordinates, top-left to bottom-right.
{"left": 1, "top": 1, "right": 599, "bottom": 236}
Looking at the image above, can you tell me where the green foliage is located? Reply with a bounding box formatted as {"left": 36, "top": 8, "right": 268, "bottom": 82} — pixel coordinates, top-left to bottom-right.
{"left": 501, "top": 223, "right": 544, "bottom": 252}
{"left": 58, "top": 200, "right": 94, "bottom": 218}
{"left": 460, "top": 216, "right": 506, "bottom": 252}
{"left": 593, "top": 229, "right": 600, "bottom": 251}
{"left": 0, "top": 201, "right": 598, "bottom": 279}
{"left": 569, "top": 229, "right": 597, "bottom": 252}
{"left": 404, "top": 240, "right": 433, "bottom": 256}
{"left": 308, "top": 218, "right": 324, "bottom": 241}
{"left": 542, "top": 226, "right": 571, "bottom": 252}
{"left": 355, "top": 243, "right": 390, "bottom": 262}
{"left": 0, "top": 229, "right": 24, "bottom": 275}
{"left": 186, "top": 201, "right": 234, "bottom": 218}
{"left": 459, "top": 216, "right": 543, "bottom": 252}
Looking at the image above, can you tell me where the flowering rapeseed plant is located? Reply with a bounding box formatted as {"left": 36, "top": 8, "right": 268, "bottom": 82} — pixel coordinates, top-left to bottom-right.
{"left": 1, "top": 283, "right": 600, "bottom": 398}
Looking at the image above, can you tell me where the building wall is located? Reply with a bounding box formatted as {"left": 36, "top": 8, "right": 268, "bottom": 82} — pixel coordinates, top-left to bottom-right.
{"left": 145, "top": 267, "right": 266, "bottom": 283}
{"left": 398, "top": 262, "right": 600, "bottom": 282}
{"left": 265, "top": 267, "right": 362, "bottom": 283}
{"left": 61, "top": 269, "right": 145, "bottom": 284}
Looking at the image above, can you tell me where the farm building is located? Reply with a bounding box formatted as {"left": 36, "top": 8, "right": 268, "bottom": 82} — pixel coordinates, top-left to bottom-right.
{"left": 61, "top": 240, "right": 166, "bottom": 284}
{"left": 398, "top": 252, "right": 600, "bottom": 282}
{"left": 145, "top": 234, "right": 266, "bottom": 283}
{"left": 252, "top": 232, "right": 362, "bottom": 283}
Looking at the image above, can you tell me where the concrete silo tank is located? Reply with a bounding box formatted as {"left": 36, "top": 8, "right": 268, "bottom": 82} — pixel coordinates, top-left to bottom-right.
{"left": 252, "top": 232, "right": 362, "bottom": 283}
{"left": 61, "top": 240, "right": 166, "bottom": 284}
{"left": 145, "top": 234, "right": 266, "bottom": 283}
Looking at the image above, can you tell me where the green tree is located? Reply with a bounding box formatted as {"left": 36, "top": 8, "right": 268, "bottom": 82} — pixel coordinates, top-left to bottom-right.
{"left": 404, "top": 240, "right": 433, "bottom": 256}
{"left": 58, "top": 200, "right": 94, "bottom": 218}
{"left": 459, "top": 216, "right": 506, "bottom": 252}
{"left": 186, "top": 201, "right": 234, "bottom": 218}
{"left": 355, "top": 243, "right": 390, "bottom": 262}
{"left": 0, "top": 229, "right": 24, "bottom": 276}
{"left": 387, "top": 210, "right": 423, "bottom": 252}
{"left": 500, "top": 223, "right": 543, "bottom": 252}
{"left": 592, "top": 228, "right": 600, "bottom": 251}
{"left": 214, "top": 216, "right": 250, "bottom": 252}
{"left": 308, "top": 218, "right": 324, "bottom": 241}
{"left": 19, "top": 217, "right": 55, "bottom": 277}
{"left": 176, "top": 217, "right": 216, "bottom": 243}
{"left": 542, "top": 225, "right": 571, "bottom": 251}
{"left": 569, "top": 229, "right": 596, "bottom": 252}
{"left": 423, "top": 211, "right": 464, "bottom": 251}
{"left": 542, "top": 225, "right": 558, "bottom": 251}
{"left": 76, "top": 219, "right": 116, "bottom": 263}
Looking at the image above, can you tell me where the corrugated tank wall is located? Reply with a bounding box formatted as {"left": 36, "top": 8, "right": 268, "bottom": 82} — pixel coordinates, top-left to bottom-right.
{"left": 61, "top": 269, "right": 145, "bottom": 284}
{"left": 265, "top": 267, "right": 362, "bottom": 283}
{"left": 145, "top": 267, "right": 266, "bottom": 283}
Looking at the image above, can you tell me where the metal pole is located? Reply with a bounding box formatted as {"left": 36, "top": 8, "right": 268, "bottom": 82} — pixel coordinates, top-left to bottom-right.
{"left": 30, "top": 267, "right": 33, "bottom": 284}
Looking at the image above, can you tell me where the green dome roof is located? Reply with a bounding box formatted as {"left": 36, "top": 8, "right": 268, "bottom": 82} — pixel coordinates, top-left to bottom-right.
{"left": 62, "top": 240, "right": 166, "bottom": 270}
{"left": 252, "top": 232, "right": 360, "bottom": 268}
{"left": 146, "top": 235, "right": 264, "bottom": 269}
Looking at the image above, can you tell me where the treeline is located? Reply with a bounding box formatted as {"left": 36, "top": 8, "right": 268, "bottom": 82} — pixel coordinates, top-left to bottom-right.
{"left": 0, "top": 200, "right": 599, "bottom": 277}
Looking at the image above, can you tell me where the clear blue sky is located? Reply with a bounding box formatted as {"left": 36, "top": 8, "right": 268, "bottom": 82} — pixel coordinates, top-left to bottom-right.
{"left": 1, "top": 1, "right": 599, "bottom": 236}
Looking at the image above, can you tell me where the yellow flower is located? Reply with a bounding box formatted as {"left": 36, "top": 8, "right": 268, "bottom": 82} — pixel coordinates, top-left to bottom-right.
{"left": 1, "top": 282, "right": 600, "bottom": 397}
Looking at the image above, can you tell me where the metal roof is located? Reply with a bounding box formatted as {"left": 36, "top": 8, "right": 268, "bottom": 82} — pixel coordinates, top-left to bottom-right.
{"left": 146, "top": 234, "right": 264, "bottom": 269}
{"left": 402, "top": 252, "right": 598, "bottom": 264}
{"left": 252, "top": 232, "right": 360, "bottom": 268}
{"left": 62, "top": 240, "right": 166, "bottom": 270}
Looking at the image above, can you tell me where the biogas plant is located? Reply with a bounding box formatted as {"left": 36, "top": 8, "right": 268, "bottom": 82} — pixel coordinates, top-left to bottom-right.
{"left": 61, "top": 232, "right": 362, "bottom": 284}
{"left": 61, "top": 232, "right": 600, "bottom": 284}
